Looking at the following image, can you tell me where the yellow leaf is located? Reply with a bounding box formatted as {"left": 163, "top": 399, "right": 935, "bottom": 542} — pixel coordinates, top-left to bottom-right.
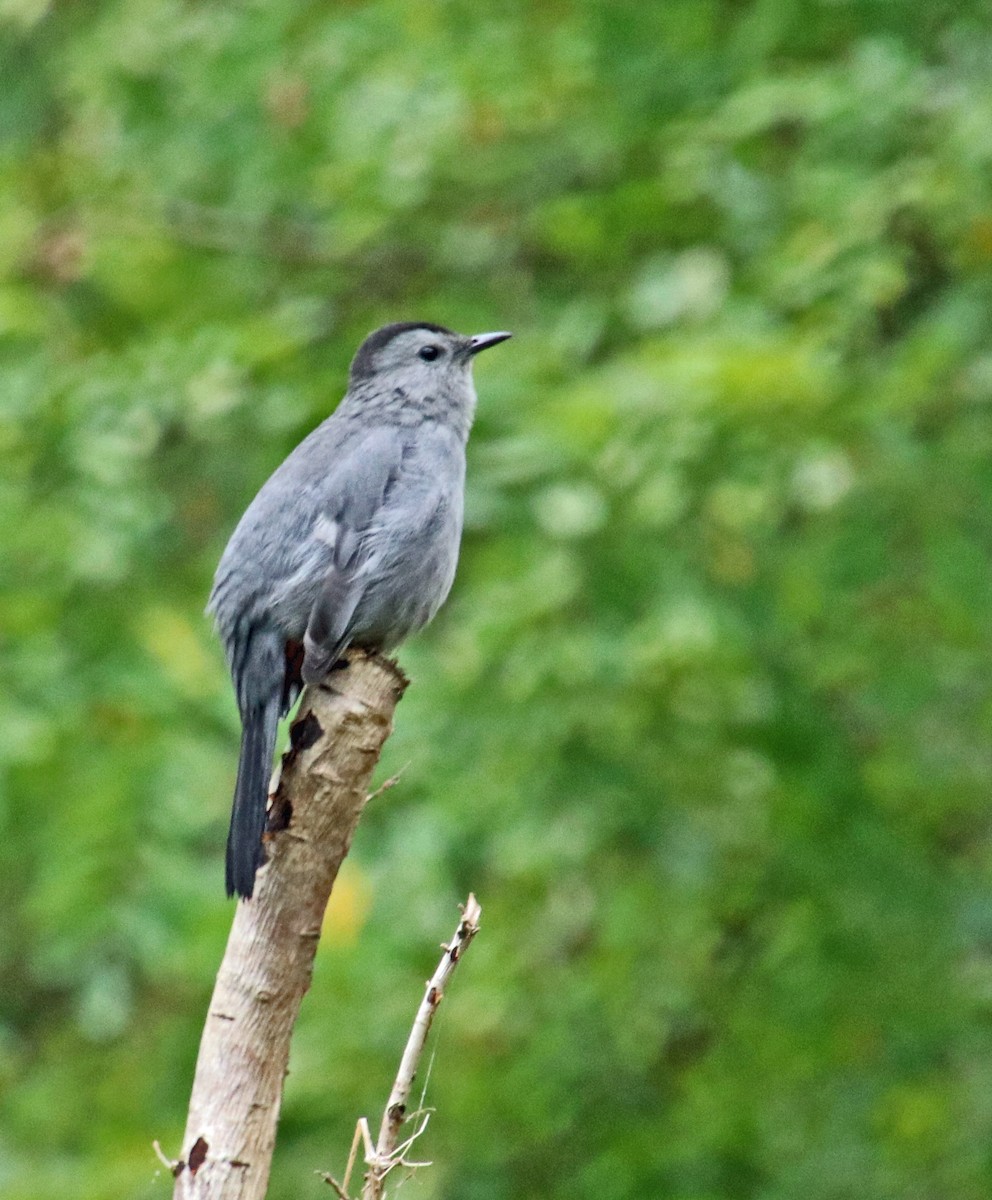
{"left": 321, "top": 863, "right": 372, "bottom": 947}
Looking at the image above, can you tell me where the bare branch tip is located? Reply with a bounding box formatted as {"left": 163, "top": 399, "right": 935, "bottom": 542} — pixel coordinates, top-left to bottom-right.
{"left": 319, "top": 1171, "right": 353, "bottom": 1199}
{"left": 460, "top": 892, "right": 482, "bottom": 928}
{"left": 152, "top": 1139, "right": 182, "bottom": 1177}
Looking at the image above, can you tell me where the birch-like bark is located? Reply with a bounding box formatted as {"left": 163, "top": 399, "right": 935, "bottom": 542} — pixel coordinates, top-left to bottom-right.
{"left": 172, "top": 651, "right": 407, "bottom": 1200}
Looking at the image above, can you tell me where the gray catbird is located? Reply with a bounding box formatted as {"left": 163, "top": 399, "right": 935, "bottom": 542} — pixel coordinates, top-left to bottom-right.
{"left": 209, "top": 321, "right": 511, "bottom": 898}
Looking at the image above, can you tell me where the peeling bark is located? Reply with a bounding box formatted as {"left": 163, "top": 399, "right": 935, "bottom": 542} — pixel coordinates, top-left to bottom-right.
{"left": 173, "top": 651, "right": 407, "bottom": 1200}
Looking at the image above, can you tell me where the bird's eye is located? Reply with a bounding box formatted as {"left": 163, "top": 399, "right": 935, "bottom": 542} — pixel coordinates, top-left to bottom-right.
{"left": 418, "top": 345, "right": 442, "bottom": 362}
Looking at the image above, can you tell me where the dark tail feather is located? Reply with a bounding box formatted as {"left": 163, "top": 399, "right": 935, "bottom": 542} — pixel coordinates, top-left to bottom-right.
{"left": 226, "top": 698, "right": 280, "bottom": 899}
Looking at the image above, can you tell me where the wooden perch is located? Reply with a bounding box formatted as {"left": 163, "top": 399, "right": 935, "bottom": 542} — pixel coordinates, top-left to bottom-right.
{"left": 172, "top": 650, "right": 407, "bottom": 1200}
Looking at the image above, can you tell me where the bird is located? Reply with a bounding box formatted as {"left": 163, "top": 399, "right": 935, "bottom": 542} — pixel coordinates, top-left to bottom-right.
{"left": 208, "top": 321, "right": 511, "bottom": 898}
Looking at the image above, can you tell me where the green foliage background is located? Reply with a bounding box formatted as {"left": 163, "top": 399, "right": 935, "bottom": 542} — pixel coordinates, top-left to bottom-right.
{"left": 3, "top": 1, "right": 992, "bottom": 1197}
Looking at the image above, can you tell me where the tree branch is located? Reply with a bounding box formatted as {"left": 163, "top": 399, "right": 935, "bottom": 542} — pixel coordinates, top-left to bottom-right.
{"left": 172, "top": 650, "right": 407, "bottom": 1200}
{"left": 361, "top": 894, "right": 483, "bottom": 1200}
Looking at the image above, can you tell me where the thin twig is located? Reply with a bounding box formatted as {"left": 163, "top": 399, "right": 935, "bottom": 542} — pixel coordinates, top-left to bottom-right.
{"left": 319, "top": 1173, "right": 352, "bottom": 1200}
{"left": 366, "top": 762, "right": 411, "bottom": 803}
{"left": 153, "top": 1140, "right": 182, "bottom": 1177}
{"left": 357, "top": 895, "right": 482, "bottom": 1200}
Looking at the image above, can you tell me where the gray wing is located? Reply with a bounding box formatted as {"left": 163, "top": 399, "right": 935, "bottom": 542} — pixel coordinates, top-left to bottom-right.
{"left": 299, "top": 517, "right": 372, "bottom": 683}
{"left": 209, "top": 419, "right": 406, "bottom": 701}
{"left": 295, "top": 424, "right": 407, "bottom": 684}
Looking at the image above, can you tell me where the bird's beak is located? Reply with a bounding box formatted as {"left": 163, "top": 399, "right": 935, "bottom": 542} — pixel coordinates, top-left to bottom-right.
{"left": 468, "top": 331, "right": 512, "bottom": 355}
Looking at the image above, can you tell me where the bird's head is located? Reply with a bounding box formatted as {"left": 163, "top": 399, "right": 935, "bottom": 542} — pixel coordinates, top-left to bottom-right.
{"left": 349, "top": 322, "right": 511, "bottom": 398}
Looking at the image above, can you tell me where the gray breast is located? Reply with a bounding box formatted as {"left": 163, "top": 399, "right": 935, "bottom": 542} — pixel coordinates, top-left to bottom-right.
{"left": 351, "top": 487, "right": 463, "bottom": 649}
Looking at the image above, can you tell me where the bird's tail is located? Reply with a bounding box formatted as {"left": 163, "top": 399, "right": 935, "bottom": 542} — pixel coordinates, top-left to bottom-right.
{"left": 226, "top": 695, "right": 281, "bottom": 899}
